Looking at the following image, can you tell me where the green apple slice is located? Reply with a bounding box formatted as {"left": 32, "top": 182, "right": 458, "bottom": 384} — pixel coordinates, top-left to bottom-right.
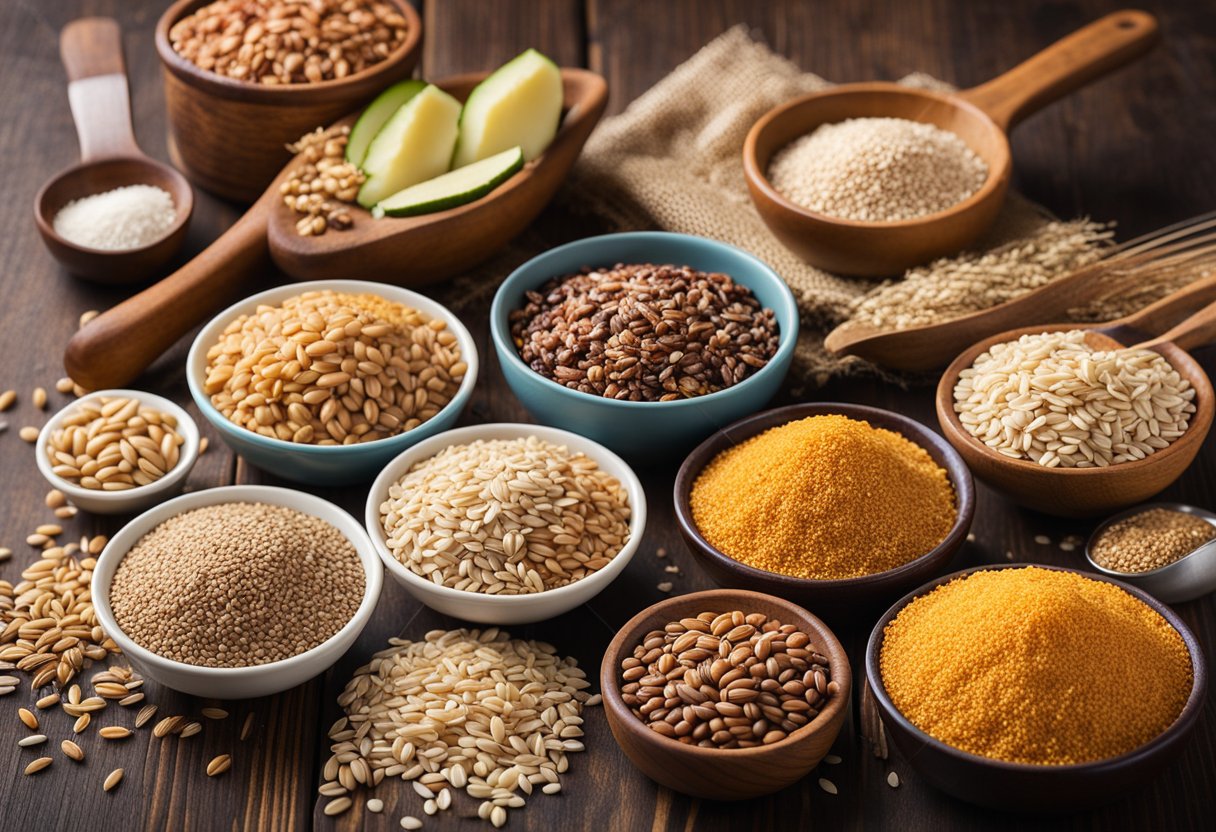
{"left": 373, "top": 146, "right": 524, "bottom": 218}
{"left": 357, "top": 85, "right": 462, "bottom": 208}
{"left": 345, "top": 79, "right": 427, "bottom": 168}
{"left": 452, "top": 49, "right": 562, "bottom": 168}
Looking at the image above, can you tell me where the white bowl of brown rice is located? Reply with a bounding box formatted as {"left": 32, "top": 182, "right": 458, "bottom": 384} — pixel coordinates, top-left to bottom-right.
{"left": 93, "top": 485, "right": 383, "bottom": 698}
{"left": 365, "top": 423, "right": 647, "bottom": 624}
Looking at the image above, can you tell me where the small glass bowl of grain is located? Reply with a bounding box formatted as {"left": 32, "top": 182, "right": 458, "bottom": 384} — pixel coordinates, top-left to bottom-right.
{"left": 673, "top": 402, "right": 975, "bottom": 620}
{"left": 93, "top": 484, "right": 383, "bottom": 698}
{"left": 186, "top": 279, "right": 478, "bottom": 486}
{"left": 1085, "top": 502, "right": 1216, "bottom": 604}
{"left": 35, "top": 389, "right": 202, "bottom": 515}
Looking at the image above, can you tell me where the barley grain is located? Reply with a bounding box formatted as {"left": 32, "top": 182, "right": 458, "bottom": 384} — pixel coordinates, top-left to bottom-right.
{"left": 103, "top": 768, "right": 124, "bottom": 791}
{"left": 207, "top": 754, "right": 232, "bottom": 776}
{"left": 135, "top": 704, "right": 158, "bottom": 728}
{"left": 61, "top": 739, "right": 84, "bottom": 761}
{"left": 18, "top": 707, "right": 38, "bottom": 729}
{"left": 202, "top": 707, "right": 229, "bottom": 720}
{"left": 25, "top": 756, "right": 53, "bottom": 775}
{"left": 99, "top": 726, "right": 132, "bottom": 740}
{"left": 36, "top": 693, "right": 59, "bottom": 709}
{"left": 74, "top": 714, "right": 91, "bottom": 733}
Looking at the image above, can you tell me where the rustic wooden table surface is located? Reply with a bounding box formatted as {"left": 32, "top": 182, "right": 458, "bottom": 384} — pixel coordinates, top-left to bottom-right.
{"left": 2, "top": 0, "right": 1214, "bottom": 829}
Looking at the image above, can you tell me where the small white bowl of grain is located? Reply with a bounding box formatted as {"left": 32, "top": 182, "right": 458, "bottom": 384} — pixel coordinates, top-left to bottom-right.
{"left": 93, "top": 485, "right": 383, "bottom": 699}
{"left": 35, "top": 389, "right": 201, "bottom": 515}
{"left": 366, "top": 423, "right": 648, "bottom": 625}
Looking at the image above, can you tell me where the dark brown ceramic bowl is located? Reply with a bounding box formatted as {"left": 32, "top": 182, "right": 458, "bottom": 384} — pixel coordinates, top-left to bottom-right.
{"left": 155, "top": 0, "right": 423, "bottom": 202}
{"left": 865, "top": 563, "right": 1207, "bottom": 812}
{"left": 600, "top": 588, "right": 851, "bottom": 800}
{"left": 673, "top": 403, "right": 975, "bottom": 621}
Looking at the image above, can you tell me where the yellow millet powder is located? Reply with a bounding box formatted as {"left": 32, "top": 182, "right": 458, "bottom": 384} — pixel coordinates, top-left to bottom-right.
{"left": 689, "top": 415, "right": 956, "bottom": 579}
{"left": 880, "top": 567, "right": 1193, "bottom": 765}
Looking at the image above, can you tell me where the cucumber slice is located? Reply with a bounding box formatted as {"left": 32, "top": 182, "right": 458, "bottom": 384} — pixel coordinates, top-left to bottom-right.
{"left": 346, "top": 79, "right": 427, "bottom": 168}
{"left": 373, "top": 147, "right": 524, "bottom": 218}
{"left": 452, "top": 49, "right": 562, "bottom": 168}
{"left": 357, "top": 85, "right": 462, "bottom": 209}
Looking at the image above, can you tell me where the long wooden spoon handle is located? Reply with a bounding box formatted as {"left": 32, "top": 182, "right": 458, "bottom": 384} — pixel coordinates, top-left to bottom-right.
{"left": 64, "top": 201, "right": 271, "bottom": 390}
{"left": 958, "top": 10, "right": 1159, "bottom": 131}
{"left": 60, "top": 17, "right": 139, "bottom": 161}
{"left": 1136, "top": 297, "right": 1216, "bottom": 353}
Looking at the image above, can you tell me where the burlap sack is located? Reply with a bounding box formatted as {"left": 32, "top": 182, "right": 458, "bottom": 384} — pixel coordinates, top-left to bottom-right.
{"left": 446, "top": 27, "right": 1189, "bottom": 388}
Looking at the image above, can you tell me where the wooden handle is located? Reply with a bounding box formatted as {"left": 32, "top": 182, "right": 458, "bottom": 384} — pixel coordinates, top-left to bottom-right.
{"left": 1136, "top": 298, "right": 1216, "bottom": 353}
{"left": 60, "top": 18, "right": 139, "bottom": 160}
{"left": 64, "top": 200, "right": 272, "bottom": 390}
{"left": 1117, "top": 272, "right": 1216, "bottom": 336}
{"left": 958, "top": 10, "right": 1159, "bottom": 131}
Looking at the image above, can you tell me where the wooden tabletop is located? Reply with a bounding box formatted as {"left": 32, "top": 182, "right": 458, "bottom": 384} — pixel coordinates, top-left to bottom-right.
{"left": 2, "top": 0, "right": 1214, "bottom": 829}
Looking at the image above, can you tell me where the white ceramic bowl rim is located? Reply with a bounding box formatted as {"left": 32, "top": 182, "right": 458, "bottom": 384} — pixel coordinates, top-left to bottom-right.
{"left": 365, "top": 422, "right": 648, "bottom": 606}
{"left": 35, "top": 388, "right": 201, "bottom": 504}
{"left": 186, "top": 279, "right": 479, "bottom": 455}
{"left": 490, "top": 231, "right": 801, "bottom": 411}
{"left": 93, "top": 484, "right": 383, "bottom": 679}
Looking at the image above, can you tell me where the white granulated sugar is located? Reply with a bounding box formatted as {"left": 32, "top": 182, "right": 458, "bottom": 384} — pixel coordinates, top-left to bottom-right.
{"left": 52, "top": 184, "right": 176, "bottom": 250}
{"left": 767, "top": 117, "right": 988, "bottom": 222}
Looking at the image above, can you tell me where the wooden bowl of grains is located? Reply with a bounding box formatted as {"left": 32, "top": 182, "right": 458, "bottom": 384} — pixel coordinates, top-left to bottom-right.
{"left": 865, "top": 564, "right": 1207, "bottom": 811}
{"left": 600, "top": 588, "right": 851, "bottom": 800}
{"left": 155, "top": 0, "right": 422, "bottom": 202}
{"left": 673, "top": 403, "right": 975, "bottom": 622}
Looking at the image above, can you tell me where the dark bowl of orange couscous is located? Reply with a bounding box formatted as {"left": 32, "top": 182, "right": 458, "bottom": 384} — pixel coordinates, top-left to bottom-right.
{"left": 672, "top": 402, "right": 974, "bottom": 622}
{"left": 865, "top": 564, "right": 1207, "bottom": 812}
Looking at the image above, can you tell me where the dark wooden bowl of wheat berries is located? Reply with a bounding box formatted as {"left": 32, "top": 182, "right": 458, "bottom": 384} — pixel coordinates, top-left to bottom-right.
{"left": 599, "top": 588, "right": 852, "bottom": 801}
{"left": 155, "top": 0, "right": 423, "bottom": 202}
{"left": 673, "top": 403, "right": 975, "bottom": 622}
{"left": 865, "top": 564, "right": 1208, "bottom": 812}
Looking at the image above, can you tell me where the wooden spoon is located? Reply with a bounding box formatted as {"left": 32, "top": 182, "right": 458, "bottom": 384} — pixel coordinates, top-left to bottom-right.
{"left": 64, "top": 68, "right": 608, "bottom": 391}
{"left": 34, "top": 18, "right": 194, "bottom": 285}
{"left": 743, "top": 10, "right": 1159, "bottom": 277}
{"left": 935, "top": 275, "right": 1216, "bottom": 517}
{"left": 825, "top": 212, "right": 1216, "bottom": 370}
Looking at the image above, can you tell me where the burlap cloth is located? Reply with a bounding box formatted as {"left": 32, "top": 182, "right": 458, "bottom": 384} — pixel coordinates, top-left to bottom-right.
{"left": 445, "top": 27, "right": 1190, "bottom": 389}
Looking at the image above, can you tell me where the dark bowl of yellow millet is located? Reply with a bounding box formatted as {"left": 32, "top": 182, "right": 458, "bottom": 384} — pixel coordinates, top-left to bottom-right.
{"left": 672, "top": 402, "right": 975, "bottom": 622}
{"left": 865, "top": 563, "right": 1207, "bottom": 812}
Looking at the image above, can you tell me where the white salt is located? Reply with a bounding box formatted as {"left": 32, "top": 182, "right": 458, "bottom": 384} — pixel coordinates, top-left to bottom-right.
{"left": 53, "top": 184, "right": 177, "bottom": 251}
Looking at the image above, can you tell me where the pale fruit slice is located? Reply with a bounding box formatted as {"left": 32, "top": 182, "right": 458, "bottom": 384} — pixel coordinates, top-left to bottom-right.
{"left": 357, "top": 85, "right": 462, "bottom": 208}
{"left": 452, "top": 49, "right": 562, "bottom": 168}
{"left": 345, "top": 79, "right": 427, "bottom": 168}
{"left": 373, "top": 146, "right": 525, "bottom": 218}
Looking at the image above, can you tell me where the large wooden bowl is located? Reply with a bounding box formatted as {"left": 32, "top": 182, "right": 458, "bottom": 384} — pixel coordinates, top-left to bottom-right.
{"left": 673, "top": 403, "right": 975, "bottom": 623}
{"left": 599, "top": 589, "right": 851, "bottom": 800}
{"left": 155, "top": 0, "right": 422, "bottom": 203}
{"left": 936, "top": 324, "right": 1215, "bottom": 517}
{"left": 865, "top": 564, "right": 1208, "bottom": 812}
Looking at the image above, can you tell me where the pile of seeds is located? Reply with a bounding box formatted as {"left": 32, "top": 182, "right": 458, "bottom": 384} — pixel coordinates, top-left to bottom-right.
{"left": 1091, "top": 507, "right": 1216, "bottom": 573}
{"left": 849, "top": 219, "right": 1111, "bottom": 331}
{"left": 690, "top": 415, "right": 956, "bottom": 579}
{"left": 509, "top": 263, "right": 779, "bottom": 402}
{"left": 620, "top": 610, "right": 837, "bottom": 749}
{"left": 1, "top": 534, "right": 115, "bottom": 689}
{"left": 321, "top": 628, "right": 598, "bottom": 827}
{"left": 204, "top": 290, "right": 466, "bottom": 445}
{"left": 44, "top": 396, "right": 185, "bottom": 491}
{"left": 169, "top": 0, "right": 410, "bottom": 85}
{"left": 109, "top": 502, "right": 365, "bottom": 667}
{"left": 767, "top": 117, "right": 988, "bottom": 222}
{"left": 379, "top": 436, "right": 631, "bottom": 595}
{"left": 952, "top": 330, "right": 1196, "bottom": 468}
{"left": 880, "top": 567, "right": 1193, "bottom": 765}
{"left": 282, "top": 126, "right": 363, "bottom": 236}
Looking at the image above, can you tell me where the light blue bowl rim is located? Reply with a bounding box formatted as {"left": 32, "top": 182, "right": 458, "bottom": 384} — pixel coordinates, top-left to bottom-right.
{"left": 490, "top": 231, "right": 800, "bottom": 411}
{"left": 186, "top": 279, "right": 479, "bottom": 457}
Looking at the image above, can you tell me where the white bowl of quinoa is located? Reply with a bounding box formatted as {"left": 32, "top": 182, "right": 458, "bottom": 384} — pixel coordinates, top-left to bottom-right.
{"left": 93, "top": 485, "right": 382, "bottom": 698}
